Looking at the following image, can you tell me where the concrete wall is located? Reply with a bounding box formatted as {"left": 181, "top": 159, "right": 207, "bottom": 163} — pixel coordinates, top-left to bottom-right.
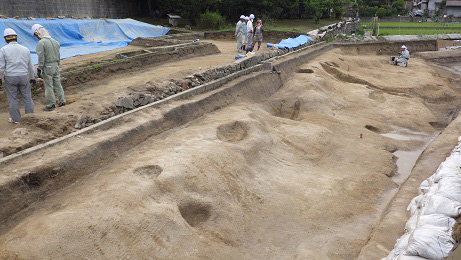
{"left": 0, "top": 0, "right": 143, "bottom": 18}
{"left": 447, "top": 7, "right": 461, "bottom": 18}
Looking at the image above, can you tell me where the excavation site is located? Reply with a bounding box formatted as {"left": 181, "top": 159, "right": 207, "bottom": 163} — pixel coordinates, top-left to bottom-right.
{"left": 1, "top": 27, "right": 461, "bottom": 259}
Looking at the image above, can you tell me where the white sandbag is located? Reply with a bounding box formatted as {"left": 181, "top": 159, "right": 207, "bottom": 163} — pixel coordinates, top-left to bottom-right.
{"left": 419, "top": 179, "right": 431, "bottom": 194}
{"left": 393, "top": 233, "right": 411, "bottom": 256}
{"left": 436, "top": 177, "right": 461, "bottom": 202}
{"left": 405, "top": 215, "right": 418, "bottom": 233}
{"left": 404, "top": 226, "right": 455, "bottom": 259}
{"left": 433, "top": 158, "right": 461, "bottom": 183}
{"left": 420, "top": 194, "right": 461, "bottom": 218}
{"left": 397, "top": 255, "right": 427, "bottom": 260}
{"left": 416, "top": 214, "right": 456, "bottom": 230}
{"left": 385, "top": 249, "right": 396, "bottom": 260}
{"left": 408, "top": 195, "right": 424, "bottom": 215}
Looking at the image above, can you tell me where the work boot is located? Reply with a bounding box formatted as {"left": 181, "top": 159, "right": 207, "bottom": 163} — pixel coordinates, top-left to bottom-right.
{"left": 8, "top": 118, "right": 19, "bottom": 124}
{"left": 42, "top": 105, "right": 56, "bottom": 111}
{"left": 58, "top": 102, "right": 66, "bottom": 107}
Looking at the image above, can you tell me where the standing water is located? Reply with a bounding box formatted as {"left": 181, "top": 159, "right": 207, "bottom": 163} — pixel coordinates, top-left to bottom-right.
{"left": 381, "top": 130, "right": 438, "bottom": 185}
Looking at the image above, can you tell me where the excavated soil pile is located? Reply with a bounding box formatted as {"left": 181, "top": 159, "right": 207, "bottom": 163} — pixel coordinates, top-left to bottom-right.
{"left": 1, "top": 48, "right": 461, "bottom": 259}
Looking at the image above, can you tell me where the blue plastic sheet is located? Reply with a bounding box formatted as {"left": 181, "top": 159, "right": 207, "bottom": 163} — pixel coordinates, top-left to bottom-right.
{"left": 0, "top": 18, "right": 169, "bottom": 64}
{"left": 267, "top": 35, "right": 314, "bottom": 50}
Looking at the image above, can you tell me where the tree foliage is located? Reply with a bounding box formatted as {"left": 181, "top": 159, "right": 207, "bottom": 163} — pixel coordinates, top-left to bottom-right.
{"left": 149, "top": 0, "right": 353, "bottom": 24}
{"left": 147, "top": 0, "right": 407, "bottom": 25}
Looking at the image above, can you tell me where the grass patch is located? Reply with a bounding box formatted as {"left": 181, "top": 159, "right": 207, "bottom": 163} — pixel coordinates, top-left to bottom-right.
{"left": 363, "top": 22, "right": 461, "bottom": 27}
{"left": 378, "top": 28, "right": 461, "bottom": 35}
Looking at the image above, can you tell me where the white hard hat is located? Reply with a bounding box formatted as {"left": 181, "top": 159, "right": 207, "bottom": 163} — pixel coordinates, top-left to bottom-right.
{"left": 245, "top": 16, "right": 249, "bottom": 21}
{"left": 249, "top": 14, "right": 255, "bottom": 19}
{"left": 240, "top": 15, "right": 245, "bottom": 19}
{"left": 31, "top": 24, "right": 43, "bottom": 35}
{"left": 3, "top": 28, "right": 17, "bottom": 37}
{"left": 401, "top": 45, "right": 407, "bottom": 49}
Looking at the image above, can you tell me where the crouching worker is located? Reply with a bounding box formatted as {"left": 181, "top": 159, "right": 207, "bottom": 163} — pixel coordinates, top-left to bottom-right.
{"left": 0, "top": 28, "right": 35, "bottom": 124}
{"left": 391, "top": 45, "right": 410, "bottom": 67}
{"left": 32, "top": 24, "right": 65, "bottom": 111}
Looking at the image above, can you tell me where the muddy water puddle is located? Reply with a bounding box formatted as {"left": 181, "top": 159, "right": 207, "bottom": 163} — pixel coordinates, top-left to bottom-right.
{"left": 381, "top": 130, "right": 438, "bottom": 185}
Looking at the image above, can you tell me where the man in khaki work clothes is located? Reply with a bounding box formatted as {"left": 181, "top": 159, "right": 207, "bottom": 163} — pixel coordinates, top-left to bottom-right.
{"left": 32, "top": 24, "right": 65, "bottom": 111}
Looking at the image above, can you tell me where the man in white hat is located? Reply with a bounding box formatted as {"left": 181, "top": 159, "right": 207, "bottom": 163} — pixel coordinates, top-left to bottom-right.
{"left": 392, "top": 45, "right": 410, "bottom": 67}
{"left": 235, "top": 15, "right": 246, "bottom": 53}
{"left": 0, "top": 28, "right": 35, "bottom": 123}
{"left": 246, "top": 14, "right": 255, "bottom": 53}
{"left": 32, "top": 24, "right": 66, "bottom": 111}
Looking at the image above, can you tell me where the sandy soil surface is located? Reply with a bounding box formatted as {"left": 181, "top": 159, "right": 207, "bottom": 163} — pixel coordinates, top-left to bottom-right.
{"left": 1, "top": 48, "right": 460, "bottom": 259}
{"left": 59, "top": 45, "right": 144, "bottom": 70}
{"left": 0, "top": 40, "right": 271, "bottom": 157}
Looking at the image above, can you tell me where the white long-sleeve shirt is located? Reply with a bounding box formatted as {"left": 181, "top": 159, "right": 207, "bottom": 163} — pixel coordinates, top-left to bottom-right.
{"left": 0, "top": 42, "right": 34, "bottom": 79}
{"left": 247, "top": 20, "right": 253, "bottom": 33}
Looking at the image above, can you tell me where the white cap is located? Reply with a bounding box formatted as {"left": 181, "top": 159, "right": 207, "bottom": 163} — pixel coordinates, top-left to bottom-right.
{"left": 240, "top": 15, "right": 245, "bottom": 19}
{"left": 31, "top": 24, "right": 43, "bottom": 35}
{"left": 249, "top": 14, "right": 255, "bottom": 19}
{"left": 245, "top": 16, "right": 249, "bottom": 21}
{"left": 401, "top": 45, "right": 407, "bottom": 49}
{"left": 3, "top": 28, "right": 17, "bottom": 37}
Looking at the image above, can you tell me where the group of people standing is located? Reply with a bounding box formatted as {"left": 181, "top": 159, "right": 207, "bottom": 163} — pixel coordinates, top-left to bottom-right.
{"left": 235, "top": 14, "right": 263, "bottom": 54}
{"left": 0, "top": 24, "right": 65, "bottom": 124}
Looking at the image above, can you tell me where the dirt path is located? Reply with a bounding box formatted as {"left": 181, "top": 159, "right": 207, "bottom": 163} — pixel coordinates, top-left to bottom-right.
{"left": 1, "top": 48, "right": 460, "bottom": 259}
{"left": 0, "top": 40, "right": 271, "bottom": 156}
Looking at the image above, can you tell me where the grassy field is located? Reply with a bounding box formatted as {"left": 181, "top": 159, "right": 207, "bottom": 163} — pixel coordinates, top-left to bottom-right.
{"left": 378, "top": 27, "right": 461, "bottom": 35}
{"left": 362, "top": 21, "right": 461, "bottom": 35}
{"left": 363, "top": 22, "right": 461, "bottom": 27}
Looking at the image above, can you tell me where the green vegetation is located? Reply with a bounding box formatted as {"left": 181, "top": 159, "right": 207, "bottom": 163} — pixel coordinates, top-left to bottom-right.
{"left": 150, "top": 0, "right": 351, "bottom": 25}
{"left": 359, "top": 0, "right": 406, "bottom": 17}
{"left": 378, "top": 28, "right": 461, "bottom": 35}
{"left": 362, "top": 21, "right": 461, "bottom": 35}
{"left": 198, "top": 12, "right": 226, "bottom": 30}
{"left": 363, "top": 22, "right": 461, "bottom": 27}
{"left": 262, "top": 19, "right": 341, "bottom": 32}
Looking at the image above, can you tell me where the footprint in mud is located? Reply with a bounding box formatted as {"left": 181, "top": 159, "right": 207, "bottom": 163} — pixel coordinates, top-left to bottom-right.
{"left": 134, "top": 165, "right": 163, "bottom": 177}
{"left": 217, "top": 121, "right": 249, "bottom": 143}
{"left": 178, "top": 200, "right": 212, "bottom": 227}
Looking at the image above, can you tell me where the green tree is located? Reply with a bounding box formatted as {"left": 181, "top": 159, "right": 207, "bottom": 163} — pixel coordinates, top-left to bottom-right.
{"left": 376, "top": 7, "right": 387, "bottom": 17}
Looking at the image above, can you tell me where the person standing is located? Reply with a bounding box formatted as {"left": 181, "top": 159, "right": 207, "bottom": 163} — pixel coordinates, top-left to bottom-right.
{"left": 252, "top": 20, "right": 264, "bottom": 51}
{"left": 246, "top": 14, "right": 255, "bottom": 53}
{"left": 0, "top": 28, "right": 35, "bottom": 123}
{"left": 242, "top": 17, "right": 249, "bottom": 52}
{"left": 235, "top": 15, "right": 246, "bottom": 53}
{"left": 32, "top": 24, "right": 66, "bottom": 111}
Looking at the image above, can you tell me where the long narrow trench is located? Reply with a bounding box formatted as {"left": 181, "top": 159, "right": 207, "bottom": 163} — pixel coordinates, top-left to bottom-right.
{"left": 1, "top": 47, "right": 461, "bottom": 259}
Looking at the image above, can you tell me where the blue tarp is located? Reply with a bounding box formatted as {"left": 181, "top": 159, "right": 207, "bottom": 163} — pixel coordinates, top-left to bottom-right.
{"left": 267, "top": 35, "right": 314, "bottom": 50}
{"left": 0, "top": 18, "right": 170, "bottom": 64}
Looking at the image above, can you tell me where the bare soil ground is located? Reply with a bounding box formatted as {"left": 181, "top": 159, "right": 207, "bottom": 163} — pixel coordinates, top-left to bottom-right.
{"left": 1, "top": 47, "right": 460, "bottom": 259}
{"left": 0, "top": 40, "right": 271, "bottom": 156}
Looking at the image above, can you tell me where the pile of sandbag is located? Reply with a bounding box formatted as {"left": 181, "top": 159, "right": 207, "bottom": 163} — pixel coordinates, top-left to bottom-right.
{"left": 384, "top": 138, "right": 461, "bottom": 260}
